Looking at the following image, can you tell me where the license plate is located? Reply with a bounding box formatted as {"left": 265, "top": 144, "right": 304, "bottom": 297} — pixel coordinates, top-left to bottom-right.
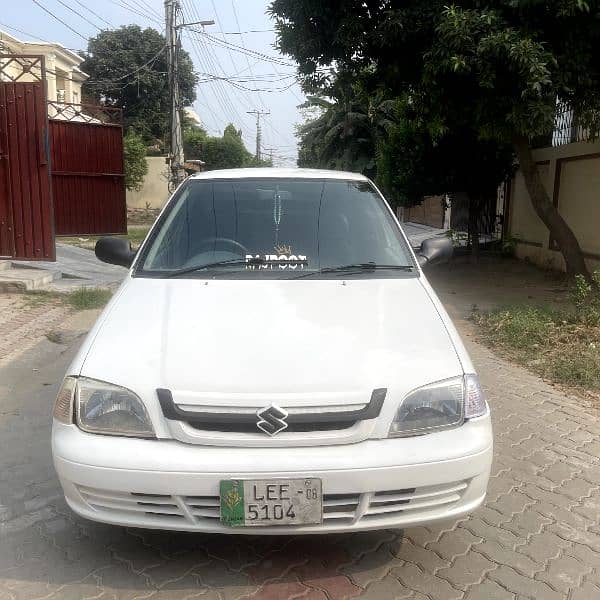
{"left": 220, "top": 478, "right": 322, "bottom": 527}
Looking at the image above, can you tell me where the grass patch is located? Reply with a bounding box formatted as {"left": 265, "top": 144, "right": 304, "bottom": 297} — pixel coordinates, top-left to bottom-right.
{"left": 475, "top": 304, "right": 600, "bottom": 391}
{"left": 25, "top": 287, "right": 113, "bottom": 311}
{"left": 64, "top": 287, "right": 113, "bottom": 310}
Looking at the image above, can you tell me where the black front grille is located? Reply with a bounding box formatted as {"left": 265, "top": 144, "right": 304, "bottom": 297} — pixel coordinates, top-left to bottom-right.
{"left": 187, "top": 420, "right": 357, "bottom": 433}
{"left": 157, "top": 387, "right": 387, "bottom": 435}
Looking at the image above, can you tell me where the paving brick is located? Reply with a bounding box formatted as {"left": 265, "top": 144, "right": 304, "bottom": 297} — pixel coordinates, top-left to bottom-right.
{"left": 463, "top": 578, "right": 515, "bottom": 600}
{"left": 486, "top": 491, "right": 536, "bottom": 518}
{"left": 427, "top": 528, "right": 482, "bottom": 561}
{"left": 566, "top": 542, "right": 600, "bottom": 568}
{"left": 459, "top": 519, "right": 524, "bottom": 550}
{"left": 436, "top": 551, "right": 495, "bottom": 590}
{"left": 557, "top": 477, "right": 599, "bottom": 501}
{"left": 359, "top": 575, "right": 413, "bottom": 599}
{"left": 536, "top": 555, "right": 593, "bottom": 594}
{"left": 570, "top": 582, "right": 600, "bottom": 600}
{"left": 516, "top": 532, "right": 571, "bottom": 564}
{"left": 389, "top": 539, "right": 449, "bottom": 574}
{"left": 548, "top": 520, "right": 600, "bottom": 551}
{"left": 488, "top": 565, "right": 563, "bottom": 600}
{"left": 392, "top": 563, "right": 463, "bottom": 600}
{"left": 475, "top": 541, "right": 540, "bottom": 577}
{"left": 339, "top": 544, "right": 399, "bottom": 589}
{"left": 501, "top": 509, "right": 552, "bottom": 538}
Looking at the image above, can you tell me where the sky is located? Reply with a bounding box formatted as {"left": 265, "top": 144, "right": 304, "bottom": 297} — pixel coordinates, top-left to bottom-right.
{"left": 0, "top": 0, "right": 303, "bottom": 166}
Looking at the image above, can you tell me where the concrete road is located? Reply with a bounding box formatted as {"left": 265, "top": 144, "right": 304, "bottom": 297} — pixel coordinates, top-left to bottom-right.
{"left": 2, "top": 290, "right": 600, "bottom": 599}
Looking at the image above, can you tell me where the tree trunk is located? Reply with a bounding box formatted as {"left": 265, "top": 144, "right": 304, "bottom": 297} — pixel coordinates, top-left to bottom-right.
{"left": 468, "top": 194, "right": 480, "bottom": 262}
{"left": 513, "top": 135, "right": 590, "bottom": 280}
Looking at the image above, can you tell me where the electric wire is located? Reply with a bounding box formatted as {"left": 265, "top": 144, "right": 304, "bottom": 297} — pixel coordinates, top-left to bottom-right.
{"left": 69, "top": 0, "right": 113, "bottom": 28}
{"left": 182, "top": 0, "right": 253, "bottom": 133}
{"left": 105, "top": 0, "right": 162, "bottom": 26}
{"left": 51, "top": 0, "right": 103, "bottom": 31}
{"left": 0, "top": 20, "right": 84, "bottom": 51}
{"left": 181, "top": 1, "right": 254, "bottom": 141}
{"left": 178, "top": 3, "right": 244, "bottom": 137}
{"left": 229, "top": 1, "right": 295, "bottom": 152}
{"left": 30, "top": 0, "right": 89, "bottom": 41}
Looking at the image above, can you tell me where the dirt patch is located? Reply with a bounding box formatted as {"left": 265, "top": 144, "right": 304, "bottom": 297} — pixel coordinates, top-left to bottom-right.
{"left": 427, "top": 255, "right": 599, "bottom": 402}
{"left": 127, "top": 207, "right": 160, "bottom": 225}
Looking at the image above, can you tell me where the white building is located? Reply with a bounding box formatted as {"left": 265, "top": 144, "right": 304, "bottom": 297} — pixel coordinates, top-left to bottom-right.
{"left": 0, "top": 30, "right": 88, "bottom": 106}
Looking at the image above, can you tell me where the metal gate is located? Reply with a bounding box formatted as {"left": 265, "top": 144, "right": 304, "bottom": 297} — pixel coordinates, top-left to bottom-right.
{"left": 49, "top": 102, "right": 127, "bottom": 236}
{"left": 0, "top": 55, "right": 55, "bottom": 260}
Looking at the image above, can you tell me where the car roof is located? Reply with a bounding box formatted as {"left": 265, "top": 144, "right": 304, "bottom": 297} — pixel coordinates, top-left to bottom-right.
{"left": 188, "top": 168, "right": 368, "bottom": 181}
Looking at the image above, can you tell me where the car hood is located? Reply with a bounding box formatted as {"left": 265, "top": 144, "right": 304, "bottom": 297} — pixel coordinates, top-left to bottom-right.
{"left": 80, "top": 277, "right": 462, "bottom": 408}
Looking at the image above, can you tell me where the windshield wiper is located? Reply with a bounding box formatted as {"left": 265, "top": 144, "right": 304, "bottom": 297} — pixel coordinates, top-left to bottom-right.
{"left": 292, "top": 262, "right": 415, "bottom": 279}
{"left": 166, "top": 257, "right": 308, "bottom": 278}
{"left": 166, "top": 257, "right": 262, "bottom": 278}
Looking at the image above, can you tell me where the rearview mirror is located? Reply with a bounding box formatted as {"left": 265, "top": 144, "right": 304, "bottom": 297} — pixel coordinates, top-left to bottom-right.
{"left": 417, "top": 236, "right": 453, "bottom": 267}
{"left": 95, "top": 237, "right": 136, "bottom": 268}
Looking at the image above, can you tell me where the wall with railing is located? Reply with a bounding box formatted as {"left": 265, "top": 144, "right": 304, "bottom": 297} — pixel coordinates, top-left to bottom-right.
{"left": 533, "top": 101, "right": 593, "bottom": 149}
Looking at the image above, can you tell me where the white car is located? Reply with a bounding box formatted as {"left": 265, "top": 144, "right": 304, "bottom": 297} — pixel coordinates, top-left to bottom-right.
{"left": 52, "top": 168, "right": 493, "bottom": 534}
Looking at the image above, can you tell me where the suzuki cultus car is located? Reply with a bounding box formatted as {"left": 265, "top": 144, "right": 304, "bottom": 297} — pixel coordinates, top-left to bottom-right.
{"left": 52, "top": 168, "right": 492, "bottom": 533}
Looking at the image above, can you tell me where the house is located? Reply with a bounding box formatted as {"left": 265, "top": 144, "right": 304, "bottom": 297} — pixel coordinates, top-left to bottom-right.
{"left": 0, "top": 29, "right": 88, "bottom": 108}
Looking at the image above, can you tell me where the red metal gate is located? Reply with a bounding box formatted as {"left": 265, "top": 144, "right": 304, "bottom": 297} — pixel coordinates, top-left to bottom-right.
{"left": 49, "top": 102, "right": 127, "bottom": 236}
{"left": 0, "top": 55, "right": 55, "bottom": 260}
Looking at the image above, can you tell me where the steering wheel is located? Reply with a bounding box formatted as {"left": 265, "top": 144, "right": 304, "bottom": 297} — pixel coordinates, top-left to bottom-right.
{"left": 196, "top": 237, "right": 249, "bottom": 256}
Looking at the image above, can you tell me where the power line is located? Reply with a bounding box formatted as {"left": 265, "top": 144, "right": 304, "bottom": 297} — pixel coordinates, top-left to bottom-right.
{"left": 69, "top": 0, "right": 113, "bottom": 28}
{"left": 181, "top": 1, "right": 254, "bottom": 141}
{"left": 191, "top": 28, "right": 295, "bottom": 67}
{"left": 105, "top": 0, "right": 162, "bottom": 26}
{"left": 51, "top": 0, "right": 102, "bottom": 31}
{"left": 212, "top": 29, "right": 274, "bottom": 35}
{"left": 0, "top": 20, "right": 85, "bottom": 51}
{"left": 230, "top": 1, "right": 294, "bottom": 149}
{"left": 30, "top": 0, "right": 89, "bottom": 41}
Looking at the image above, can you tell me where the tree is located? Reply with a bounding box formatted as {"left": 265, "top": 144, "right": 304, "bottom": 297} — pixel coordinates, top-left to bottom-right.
{"left": 81, "top": 26, "right": 198, "bottom": 142}
{"left": 123, "top": 131, "right": 148, "bottom": 192}
{"left": 184, "top": 122, "right": 272, "bottom": 170}
{"left": 377, "top": 101, "right": 515, "bottom": 257}
{"left": 270, "top": 1, "right": 600, "bottom": 279}
{"left": 296, "top": 87, "right": 396, "bottom": 178}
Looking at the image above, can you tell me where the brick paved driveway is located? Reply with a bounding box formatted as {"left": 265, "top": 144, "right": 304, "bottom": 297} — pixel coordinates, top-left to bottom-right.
{"left": 2, "top": 290, "right": 600, "bottom": 599}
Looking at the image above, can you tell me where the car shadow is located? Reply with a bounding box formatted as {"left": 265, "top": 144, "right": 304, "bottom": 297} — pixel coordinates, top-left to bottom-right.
{"left": 3, "top": 500, "right": 407, "bottom": 597}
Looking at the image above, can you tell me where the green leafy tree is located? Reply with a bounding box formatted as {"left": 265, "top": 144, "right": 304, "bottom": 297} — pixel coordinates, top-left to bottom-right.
{"left": 183, "top": 126, "right": 208, "bottom": 161}
{"left": 296, "top": 87, "right": 396, "bottom": 178}
{"left": 377, "top": 101, "right": 515, "bottom": 256}
{"left": 184, "top": 122, "right": 272, "bottom": 170}
{"left": 270, "top": 0, "right": 600, "bottom": 279}
{"left": 123, "top": 131, "right": 148, "bottom": 192}
{"left": 81, "top": 26, "right": 198, "bottom": 142}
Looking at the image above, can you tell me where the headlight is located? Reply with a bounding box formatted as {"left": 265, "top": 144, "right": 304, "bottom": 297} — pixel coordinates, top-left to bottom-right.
{"left": 53, "top": 376, "right": 155, "bottom": 437}
{"left": 389, "top": 374, "right": 486, "bottom": 437}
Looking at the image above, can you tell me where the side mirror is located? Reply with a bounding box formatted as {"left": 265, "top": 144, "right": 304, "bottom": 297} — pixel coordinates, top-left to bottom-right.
{"left": 95, "top": 237, "right": 136, "bottom": 268}
{"left": 417, "top": 236, "right": 453, "bottom": 267}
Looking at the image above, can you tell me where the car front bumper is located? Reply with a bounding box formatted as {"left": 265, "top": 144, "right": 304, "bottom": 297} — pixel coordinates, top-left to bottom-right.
{"left": 52, "top": 415, "right": 493, "bottom": 534}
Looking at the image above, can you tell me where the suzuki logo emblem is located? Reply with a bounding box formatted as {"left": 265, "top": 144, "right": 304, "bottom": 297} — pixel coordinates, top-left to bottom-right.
{"left": 256, "top": 404, "right": 288, "bottom": 436}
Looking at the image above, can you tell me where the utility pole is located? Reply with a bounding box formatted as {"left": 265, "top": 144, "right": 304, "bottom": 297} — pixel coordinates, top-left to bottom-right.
{"left": 165, "top": 6, "right": 214, "bottom": 190}
{"left": 165, "top": 0, "right": 185, "bottom": 191}
{"left": 262, "top": 147, "right": 275, "bottom": 165}
{"left": 247, "top": 109, "right": 270, "bottom": 161}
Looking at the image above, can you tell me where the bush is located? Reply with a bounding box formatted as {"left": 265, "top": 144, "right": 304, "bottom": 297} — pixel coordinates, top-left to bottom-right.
{"left": 123, "top": 131, "right": 148, "bottom": 191}
{"left": 476, "top": 273, "right": 600, "bottom": 391}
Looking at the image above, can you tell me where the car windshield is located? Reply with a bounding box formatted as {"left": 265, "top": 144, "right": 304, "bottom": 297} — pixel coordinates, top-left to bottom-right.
{"left": 136, "top": 177, "right": 415, "bottom": 278}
